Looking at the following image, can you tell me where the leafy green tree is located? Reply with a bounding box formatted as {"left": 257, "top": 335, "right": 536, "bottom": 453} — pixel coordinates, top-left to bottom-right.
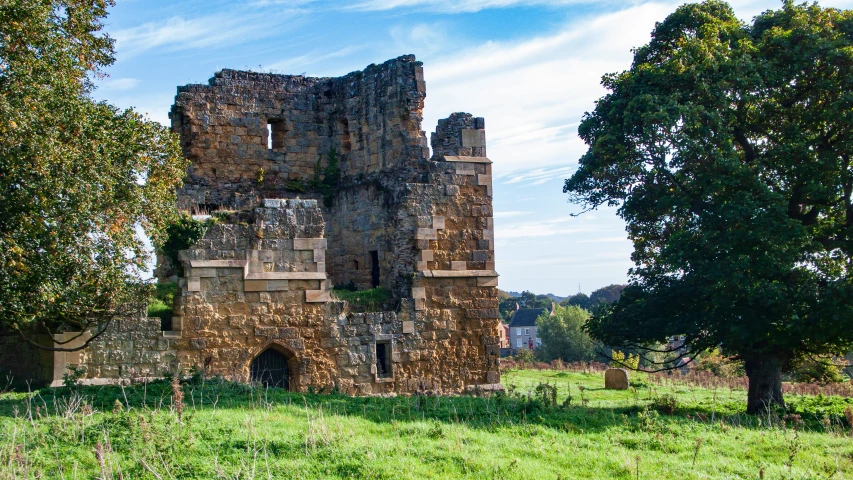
{"left": 0, "top": 1, "right": 186, "bottom": 349}
{"left": 564, "top": 0, "right": 853, "bottom": 413}
{"left": 588, "top": 285, "right": 625, "bottom": 308}
{"left": 536, "top": 305, "right": 598, "bottom": 363}
{"left": 560, "top": 292, "right": 592, "bottom": 310}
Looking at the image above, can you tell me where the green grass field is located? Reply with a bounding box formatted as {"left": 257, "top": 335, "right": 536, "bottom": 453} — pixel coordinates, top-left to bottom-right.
{"left": 1, "top": 367, "right": 851, "bottom": 479}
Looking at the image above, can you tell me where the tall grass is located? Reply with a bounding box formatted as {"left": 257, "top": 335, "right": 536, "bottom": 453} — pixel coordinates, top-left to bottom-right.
{"left": 0, "top": 367, "right": 851, "bottom": 479}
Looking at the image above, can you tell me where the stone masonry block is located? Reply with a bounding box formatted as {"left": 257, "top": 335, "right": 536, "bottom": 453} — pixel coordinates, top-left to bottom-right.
{"left": 472, "top": 250, "right": 492, "bottom": 262}
{"left": 411, "top": 287, "right": 426, "bottom": 299}
{"left": 419, "top": 250, "right": 434, "bottom": 262}
{"left": 461, "top": 129, "right": 485, "bottom": 148}
{"left": 402, "top": 321, "right": 415, "bottom": 334}
{"left": 432, "top": 216, "right": 445, "bottom": 230}
{"left": 306, "top": 290, "right": 331, "bottom": 303}
{"left": 451, "top": 261, "right": 467, "bottom": 271}
{"left": 293, "top": 238, "right": 327, "bottom": 250}
{"left": 455, "top": 164, "right": 476, "bottom": 176}
{"left": 477, "top": 276, "right": 499, "bottom": 287}
{"left": 415, "top": 228, "right": 437, "bottom": 240}
{"left": 244, "top": 280, "right": 268, "bottom": 292}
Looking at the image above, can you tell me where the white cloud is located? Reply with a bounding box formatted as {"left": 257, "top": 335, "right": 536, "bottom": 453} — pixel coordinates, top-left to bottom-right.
{"left": 496, "top": 214, "right": 596, "bottom": 239}
{"left": 494, "top": 210, "right": 532, "bottom": 218}
{"left": 501, "top": 251, "right": 631, "bottom": 267}
{"left": 421, "top": 3, "right": 681, "bottom": 179}
{"left": 97, "top": 77, "right": 141, "bottom": 91}
{"left": 503, "top": 165, "right": 575, "bottom": 185}
{"left": 351, "top": 0, "right": 622, "bottom": 13}
{"left": 112, "top": 12, "right": 297, "bottom": 58}
{"left": 575, "top": 236, "right": 628, "bottom": 244}
{"left": 264, "top": 45, "right": 368, "bottom": 75}
{"left": 389, "top": 23, "right": 449, "bottom": 57}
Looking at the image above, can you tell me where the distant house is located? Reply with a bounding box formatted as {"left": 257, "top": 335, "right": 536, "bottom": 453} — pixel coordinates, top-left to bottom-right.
{"left": 498, "top": 323, "right": 510, "bottom": 349}
{"left": 508, "top": 306, "right": 551, "bottom": 352}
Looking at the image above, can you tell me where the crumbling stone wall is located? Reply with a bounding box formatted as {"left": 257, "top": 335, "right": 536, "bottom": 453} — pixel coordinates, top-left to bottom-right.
{"left": 10, "top": 56, "right": 501, "bottom": 394}
{"left": 78, "top": 316, "right": 179, "bottom": 384}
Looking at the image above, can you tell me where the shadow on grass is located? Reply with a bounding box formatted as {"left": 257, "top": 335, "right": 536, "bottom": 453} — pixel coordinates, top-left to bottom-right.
{"left": 3, "top": 378, "right": 847, "bottom": 435}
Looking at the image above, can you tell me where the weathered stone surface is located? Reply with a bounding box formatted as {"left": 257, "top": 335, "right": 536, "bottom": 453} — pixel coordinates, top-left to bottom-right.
{"left": 4, "top": 56, "right": 503, "bottom": 395}
{"left": 605, "top": 368, "right": 630, "bottom": 390}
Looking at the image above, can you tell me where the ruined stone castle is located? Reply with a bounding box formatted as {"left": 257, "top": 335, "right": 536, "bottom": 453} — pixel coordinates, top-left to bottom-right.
{"left": 0, "top": 56, "right": 502, "bottom": 394}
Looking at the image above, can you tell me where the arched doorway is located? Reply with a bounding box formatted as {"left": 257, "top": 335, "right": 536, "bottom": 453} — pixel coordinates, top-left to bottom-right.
{"left": 250, "top": 348, "right": 290, "bottom": 389}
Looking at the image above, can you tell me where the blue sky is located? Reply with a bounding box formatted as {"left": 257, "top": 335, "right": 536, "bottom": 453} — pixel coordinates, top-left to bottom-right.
{"left": 97, "top": 0, "right": 853, "bottom": 296}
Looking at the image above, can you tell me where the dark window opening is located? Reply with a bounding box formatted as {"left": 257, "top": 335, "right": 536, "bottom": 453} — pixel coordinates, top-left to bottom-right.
{"left": 250, "top": 348, "right": 290, "bottom": 389}
{"left": 376, "top": 341, "right": 391, "bottom": 378}
{"left": 354, "top": 260, "right": 359, "bottom": 270}
{"left": 338, "top": 118, "right": 351, "bottom": 153}
{"left": 370, "top": 250, "right": 380, "bottom": 288}
{"left": 159, "top": 314, "right": 173, "bottom": 332}
{"left": 268, "top": 120, "right": 286, "bottom": 150}
{"left": 195, "top": 203, "right": 220, "bottom": 215}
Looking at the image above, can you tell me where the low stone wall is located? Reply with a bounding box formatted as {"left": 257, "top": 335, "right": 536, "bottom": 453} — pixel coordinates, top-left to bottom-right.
{"left": 79, "top": 316, "right": 179, "bottom": 384}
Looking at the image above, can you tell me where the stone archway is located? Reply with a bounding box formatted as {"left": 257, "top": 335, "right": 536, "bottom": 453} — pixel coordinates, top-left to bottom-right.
{"left": 250, "top": 348, "right": 290, "bottom": 389}
{"left": 247, "top": 342, "right": 301, "bottom": 391}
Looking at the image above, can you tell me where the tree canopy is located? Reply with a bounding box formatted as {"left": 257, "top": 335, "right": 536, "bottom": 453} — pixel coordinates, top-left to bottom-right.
{"left": 564, "top": 0, "right": 853, "bottom": 413}
{"left": 535, "top": 305, "right": 598, "bottom": 363}
{"left": 0, "top": 1, "right": 186, "bottom": 349}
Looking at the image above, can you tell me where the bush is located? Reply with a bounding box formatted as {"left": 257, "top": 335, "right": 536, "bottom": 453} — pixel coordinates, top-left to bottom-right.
{"left": 514, "top": 349, "right": 535, "bottom": 364}
{"left": 787, "top": 356, "right": 846, "bottom": 385}
{"left": 694, "top": 349, "right": 745, "bottom": 378}
{"left": 611, "top": 350, "right": 639, "bottom": 370}
{"left": 159, "top": 214, "right": 215, "bottom": 276}
{"left": 651, "top": 394, "right": 678, "bottom": 415}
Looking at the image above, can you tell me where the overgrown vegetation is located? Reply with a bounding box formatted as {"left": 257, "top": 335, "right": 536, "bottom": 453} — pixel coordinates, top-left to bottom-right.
{"left": 1, "top": 367, "right": 852, "bottom": 478}
{"left": 158, "top": 214, "right": 215, "bottom": 276}
{"left": 331, "top": 286, "right": 393, "bottom": 311}
{"left": 311, "top": 148, "right": 342, "bottom": 207}
{"left": 147, "top": 282, "right": 178, "bottom": 330}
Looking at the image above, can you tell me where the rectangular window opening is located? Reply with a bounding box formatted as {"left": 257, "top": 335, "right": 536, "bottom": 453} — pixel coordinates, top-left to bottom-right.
{"left": 337, "top": 118, "right": 351, "bottom": 154}
{"left": 376, "top": 341, "right": 392, "bottom": 378}
{"left": 370, "top": 250, "right": 380, "bottom": 288}
{"left": 160, "top": 314, "right": 173, "bottom": 332}
{"left": 268, "top": 120, "right": 286, "bottom": 150}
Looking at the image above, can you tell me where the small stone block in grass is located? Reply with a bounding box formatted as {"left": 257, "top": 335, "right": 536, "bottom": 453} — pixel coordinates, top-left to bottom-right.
{"left": 605, "top": 368, "right": 629, "bottom": 390}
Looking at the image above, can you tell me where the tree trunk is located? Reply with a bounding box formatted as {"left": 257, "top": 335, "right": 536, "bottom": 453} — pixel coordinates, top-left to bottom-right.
{"left": 744, "top": 356, "right": 785, "bottom": 414}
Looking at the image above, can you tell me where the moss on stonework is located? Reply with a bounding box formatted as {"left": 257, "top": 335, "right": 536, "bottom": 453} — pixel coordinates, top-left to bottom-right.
{"left": 331, "top": 286, "right": 392, "bottom": 311}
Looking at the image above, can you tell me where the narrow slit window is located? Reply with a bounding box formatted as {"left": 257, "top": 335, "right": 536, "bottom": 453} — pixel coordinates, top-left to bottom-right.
{"left": 268, "top": 120, "right": 286, "bottom": 150}
{"left": 338, "top": 118, "right": 351, "bottom": 153}
{"left": 370, "top": 250, "right": 380, "bottom": 288}
{"left": 376, "top": 341, "right": 392, "bottom": 378}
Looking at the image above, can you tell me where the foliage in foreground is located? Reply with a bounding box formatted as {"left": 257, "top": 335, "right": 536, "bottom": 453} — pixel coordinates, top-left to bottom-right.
{"left": 0, "top": 1, "right": 187, "bottom": 347}
{"left": 1, "top": 368, "right": 852, "bottom": 479}
{"left": 565, "top": 0, "right": 853, "bottom": 413}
